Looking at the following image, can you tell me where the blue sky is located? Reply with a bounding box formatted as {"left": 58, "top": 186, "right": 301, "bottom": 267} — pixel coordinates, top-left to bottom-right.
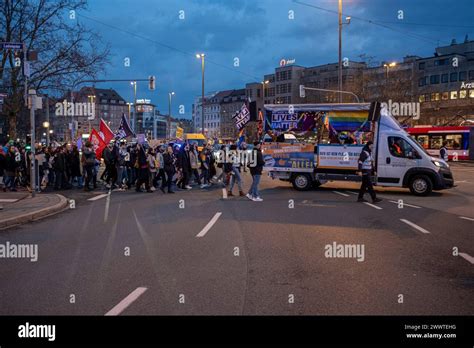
{"left": 77, "top": 0, "right": 474, "bottom": 119}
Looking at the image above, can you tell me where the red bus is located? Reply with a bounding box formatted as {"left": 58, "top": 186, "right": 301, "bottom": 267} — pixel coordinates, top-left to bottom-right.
{"left": 406, "top": 126, "right": 474, "bottom": 161}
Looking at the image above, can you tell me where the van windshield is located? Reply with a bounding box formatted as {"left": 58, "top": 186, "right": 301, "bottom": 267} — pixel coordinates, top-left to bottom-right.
{"left": 409, "top": 136, "right": 430, "bottom": 156}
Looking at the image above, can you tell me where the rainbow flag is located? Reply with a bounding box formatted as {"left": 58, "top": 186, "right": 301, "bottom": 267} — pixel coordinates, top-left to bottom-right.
{"left": 327, "top": 111, "right": 369, "bottom": 132}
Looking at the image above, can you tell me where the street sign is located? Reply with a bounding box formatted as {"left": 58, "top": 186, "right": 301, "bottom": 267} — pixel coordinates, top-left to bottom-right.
{"left": 24, "top": 61, "right": 31, "bottom": 78}
{"left": 1, "top": 42, "right": 23, "bottom": 50}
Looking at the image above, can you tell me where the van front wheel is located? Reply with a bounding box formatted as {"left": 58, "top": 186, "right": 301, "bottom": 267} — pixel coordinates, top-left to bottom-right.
{"left": 409, "top": 175, "right": 433, "bottom": 196}
{"left": 292, "top": 173, "right": 312, "bottom": 191}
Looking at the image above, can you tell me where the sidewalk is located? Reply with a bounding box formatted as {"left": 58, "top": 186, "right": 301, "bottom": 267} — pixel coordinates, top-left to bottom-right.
{"left": 0, "top": 193, "right": 68, "bottom": 230}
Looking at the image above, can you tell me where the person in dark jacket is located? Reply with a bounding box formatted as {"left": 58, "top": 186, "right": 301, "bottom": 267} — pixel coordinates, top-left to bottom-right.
{"left": 3, "top": 146, "right": 18, "bottom": 191}
{"left": 357, "top": 141, "right": 382, "bottom": 203}
{"left": 162, "top": 145, "right": 176, "bottom": 193}
{"left": 53, "top": 147, "right": 68, "bottom": 190}
{"left": 177, "top": 144, "right": 192, "bottom": 190}
{"left": 70, "top": 145, "right": 82, "bottom": 188}
{"left": 82, "top": 141, "right": 96, "bottom": 191}
{"left": 247, "top": 141, "right": 265, "bottom": 202}
{"left": 135, "top": 144, "right": 152, "bottom": 193}
{"left": 102, "top": 141, "right": 118, "bottom": 189}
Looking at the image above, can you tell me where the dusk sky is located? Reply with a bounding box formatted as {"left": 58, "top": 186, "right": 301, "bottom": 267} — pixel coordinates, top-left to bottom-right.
{"left": 75, "top": 0, "right": 474, "bottom": 119}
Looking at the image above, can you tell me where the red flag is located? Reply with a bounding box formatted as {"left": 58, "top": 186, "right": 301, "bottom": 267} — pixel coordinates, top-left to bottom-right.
{"left": 89, "top": 128, "right": 107, "bottom": 159}
{"left": 99, "top": 119, "right": 114, "bottom": 144}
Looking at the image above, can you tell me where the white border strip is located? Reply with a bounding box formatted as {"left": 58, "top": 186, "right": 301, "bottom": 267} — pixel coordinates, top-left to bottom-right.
{"left": 400, "top": 219, "right": 430, "bottom": 234}
{"left": 196, "top": 212, "right": 222, "bottom": 238}
{"left": 0, "top": 199, "right": 18, "bottom": 203}
{"left": 460, "top": 216, "right": 474, "bottom": 222}
{"left": 105, "top": 287, "right": 148, "bottom": 316}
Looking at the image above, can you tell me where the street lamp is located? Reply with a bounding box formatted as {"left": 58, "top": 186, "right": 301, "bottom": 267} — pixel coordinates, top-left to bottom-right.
{"left": 126, "top": 102, "right": 133, "bottom": 123}
{"left": 130, "top": 81, "right": 137, "bottom": 132}
{"left": 196, "top": 53, "right": 205, "bottom": 134}
{"left": 43, "top": 121, "right": 50, "bottom": 146}
{"left": 261, "top": 80, "right": 269, "bottom": 105}
{"left": 383, "top": 62, "right": 397, "bottom": 78}
{"left": 338, "top": 1, "right": 351, "bottom": 103}
{"left": 168, "top": 92, "right": 175, "bottom": 139}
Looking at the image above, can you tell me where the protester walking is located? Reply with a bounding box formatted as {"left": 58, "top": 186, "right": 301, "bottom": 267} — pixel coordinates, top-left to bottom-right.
{"left": 357, "top": 141, "right": 382, "bottom": 203}
{"left": 162, "top": 145, "right": 176, "bottom": 193}
{"left": 247, "top": 141, "right": 264, "bottom": 202}
{"left": 228, "top": 144, "right": 245, "bottom": 197}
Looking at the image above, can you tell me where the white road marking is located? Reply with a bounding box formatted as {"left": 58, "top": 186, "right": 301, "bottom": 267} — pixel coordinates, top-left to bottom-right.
{"left": 400, "top": 219, "right": 430, "bottom": 234}
{"left": 88, "top": 193, "right": 109, "bottom": 201}
{"left": 345, "top": 191, "right": 358, "bottom": 195}
{"left": 196, "top": 212, "right": 222, "bottom": 238}
{"left": 332, "top": 190, "right": 349, "bottom": 197}
{"left": 222, "top": 188, "right": 227, "bottom": 199}
{"left": 460, "top": 216, "right": 474, "bottom": 222}
{"left": 363, "top": 202, "right": 382, "bottom": 210}
{"left": 388, "top": 200, "right": 422, "bottom": 209}
{"left": 0, "top": 199, "right": 18, "bottom": 203}
{"left": 104, "top": 191, "right": 111, "bottom": 223}
{"left": 459, "top": 252, "right": 474, "bottom": 264}
{"left": 105, "top": 287, "right": 148, "bottom": 316}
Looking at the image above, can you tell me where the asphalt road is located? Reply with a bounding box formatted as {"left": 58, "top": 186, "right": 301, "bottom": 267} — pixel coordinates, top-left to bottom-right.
{"left": 0, "top": 163, "right": 473, "bottom": 315}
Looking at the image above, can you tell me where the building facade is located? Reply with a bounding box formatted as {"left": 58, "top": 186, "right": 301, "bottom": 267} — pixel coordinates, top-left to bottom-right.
{"left": 220, "top": 89, "right": 247, "bottom": 140}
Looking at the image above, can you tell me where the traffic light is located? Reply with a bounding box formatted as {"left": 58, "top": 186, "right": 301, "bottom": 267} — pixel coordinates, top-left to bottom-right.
{"left": 299, "top": 85, "right": 305, "bottom": 98}
{"left": 148, "top": 75, "right": 156, "bottom": 91}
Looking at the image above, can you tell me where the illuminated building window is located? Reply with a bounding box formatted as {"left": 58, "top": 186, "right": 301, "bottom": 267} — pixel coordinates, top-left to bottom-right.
{"left": 459, "top": 90, "right": 467, "bottom": 99}
{"left": 450, "top": 91, "right": 458, "bottom": 100}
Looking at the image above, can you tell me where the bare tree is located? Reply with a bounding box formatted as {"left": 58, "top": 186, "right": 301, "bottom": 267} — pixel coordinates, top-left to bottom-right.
{"left": 0, "top": 0, "right": 109, "bottom": 139}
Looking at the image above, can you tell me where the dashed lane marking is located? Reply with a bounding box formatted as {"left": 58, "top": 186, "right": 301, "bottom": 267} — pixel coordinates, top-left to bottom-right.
{"left": 196, "top": 212, "right": 222, "bottom": 238}
{"left": 88, "top": 193, "right": 109, "bottom": 201}
{"left": 332, "top": 191, "right": 349, "bottom": 197}
{"left": 400, "top": 219, "right": 430, "bottom": 234}
{"left": 105, "top": 287, "right": 148, "bottom": 316}
{"left": 388, "top": 200, "right": 422, "bottom": 209}
{"left": 363, "top": 202, "right": 383, "bottom": 210}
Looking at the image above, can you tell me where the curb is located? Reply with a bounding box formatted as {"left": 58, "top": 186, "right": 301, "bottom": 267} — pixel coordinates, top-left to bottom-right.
{"left": 0, "top": 194, "right": 69, "bottom": 230}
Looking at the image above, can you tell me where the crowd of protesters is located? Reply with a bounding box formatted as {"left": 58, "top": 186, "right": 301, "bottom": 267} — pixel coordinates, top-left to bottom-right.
{"left": 0, "top": 139, "right": 265, "bottom": 201}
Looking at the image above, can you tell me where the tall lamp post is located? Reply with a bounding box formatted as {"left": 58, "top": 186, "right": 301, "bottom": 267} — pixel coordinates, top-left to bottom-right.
{"left": 196, "top": 53, "right": 205, "bottom": 134}
{"left": 127, "top": 102, "right": 133, "bottom": 123}
{"left": 168, "top": 91, "right": 175, "bottom": 139}
{"left": 43, "top": 121, "right": 50, "bottom": 146}
{"left": 130, "top": 81, "right": 137, "bottom": 132}
{"left": 261, "top": 80, "right": 269, "bottom": 105}
{"left": 383, "top": 62, "right": 397, "bottom": 79}
{"left": 338, "top": 0, "right": 351, "bottom": 103}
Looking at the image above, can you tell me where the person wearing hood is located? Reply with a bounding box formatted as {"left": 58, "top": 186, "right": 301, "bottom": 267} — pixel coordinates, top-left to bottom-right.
{"left": 357, "top": 141, "right": 382, "bottom": 203}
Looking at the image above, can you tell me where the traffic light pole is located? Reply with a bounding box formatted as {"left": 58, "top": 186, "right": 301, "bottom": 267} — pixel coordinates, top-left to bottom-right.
{"left": 29, "top": 89, "right": 36, "bottom": 198}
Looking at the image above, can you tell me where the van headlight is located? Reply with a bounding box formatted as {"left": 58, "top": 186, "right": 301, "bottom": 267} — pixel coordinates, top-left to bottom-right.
{"left": 432, "top": 160, "right": 448, "bottom": 169}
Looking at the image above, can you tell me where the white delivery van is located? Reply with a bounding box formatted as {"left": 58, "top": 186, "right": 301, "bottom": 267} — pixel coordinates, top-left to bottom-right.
{"left": 263, "top": 103, "right": 454, "bottom": 196}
